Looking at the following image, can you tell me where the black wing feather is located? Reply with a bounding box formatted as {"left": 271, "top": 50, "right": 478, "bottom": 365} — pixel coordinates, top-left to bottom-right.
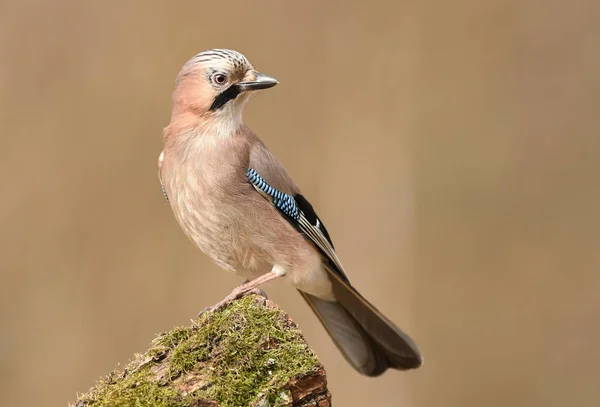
{"left": 293, "top": 194, "right": 334, "bottom": 249}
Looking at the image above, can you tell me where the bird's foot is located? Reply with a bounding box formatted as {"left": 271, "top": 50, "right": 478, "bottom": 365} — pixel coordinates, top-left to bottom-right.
{"left": 240, "top": 279, "right": 269, "bottom": 299}
{"left": 197, "top": 286, "right": 267, "bottom": 318}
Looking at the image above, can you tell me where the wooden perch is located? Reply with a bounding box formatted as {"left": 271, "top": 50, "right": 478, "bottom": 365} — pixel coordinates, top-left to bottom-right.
{"left": 70, "top": 294, "right": 331, "bottom": 407}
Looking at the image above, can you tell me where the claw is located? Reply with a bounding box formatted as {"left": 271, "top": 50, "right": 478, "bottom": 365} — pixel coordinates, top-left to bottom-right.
{"left": 197, "top": 286, "right": 267, "bottom": 318}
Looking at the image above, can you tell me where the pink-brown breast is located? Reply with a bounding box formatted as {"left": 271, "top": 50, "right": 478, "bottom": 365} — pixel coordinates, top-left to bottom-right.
{"left": 159, "top": 132, "right": 322, "bottom": 286}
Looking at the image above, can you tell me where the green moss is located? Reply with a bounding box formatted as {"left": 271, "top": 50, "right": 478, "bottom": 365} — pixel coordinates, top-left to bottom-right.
{"left": 75, "top": 295, "right": 320, "bottom": 407}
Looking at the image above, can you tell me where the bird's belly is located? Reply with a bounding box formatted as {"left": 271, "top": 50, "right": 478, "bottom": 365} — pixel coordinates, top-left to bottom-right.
{"left": 173, "top": 198, "right": 254, "bottom": 273}
{"left": 166, "top": 178, "right": 270, "bottom": 277}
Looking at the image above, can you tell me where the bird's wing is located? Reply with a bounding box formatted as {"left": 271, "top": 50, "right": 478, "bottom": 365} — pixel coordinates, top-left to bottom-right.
{"left": 248, "top": 141, "right": 424, "bottom": 372}
{"left": 158, "top": 150, "right": 169, "bottom": 201}
{"left": 248, "top": 142, "right": 349, "bottom": 283}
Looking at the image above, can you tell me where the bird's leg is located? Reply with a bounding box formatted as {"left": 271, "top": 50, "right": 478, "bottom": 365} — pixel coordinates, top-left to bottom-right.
{"left": 241, "top": 279, "right": 269, "bottom": 299}
{"left": 197, "top": 266, "right": 286, "bottom": 317}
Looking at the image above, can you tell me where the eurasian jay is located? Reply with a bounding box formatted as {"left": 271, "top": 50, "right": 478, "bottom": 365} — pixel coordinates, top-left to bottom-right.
{"left": 158, "top": 49, "right": 422, "bottom": 376}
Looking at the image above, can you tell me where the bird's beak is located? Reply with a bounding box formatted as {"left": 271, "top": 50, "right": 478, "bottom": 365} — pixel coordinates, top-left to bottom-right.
{"left": 237, "top": 72, "right": 278, "bottom": 92}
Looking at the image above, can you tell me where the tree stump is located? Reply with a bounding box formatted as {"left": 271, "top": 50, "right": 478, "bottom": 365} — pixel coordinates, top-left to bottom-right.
{"left": 70, "top": 294, "right": 331, "bottom": 407}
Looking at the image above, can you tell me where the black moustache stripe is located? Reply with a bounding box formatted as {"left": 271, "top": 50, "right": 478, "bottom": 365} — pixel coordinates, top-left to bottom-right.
{"left": 209, "top": 84, "right": 241, "bottom": 111}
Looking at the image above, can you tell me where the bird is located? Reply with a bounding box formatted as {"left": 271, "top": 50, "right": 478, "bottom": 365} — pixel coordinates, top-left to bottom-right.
{"left": 158, "top": 49, "right": 423, "bottom": 376}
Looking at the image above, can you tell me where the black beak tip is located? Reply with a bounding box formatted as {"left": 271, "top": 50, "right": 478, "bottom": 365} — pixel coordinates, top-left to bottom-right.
{"left": 261, "top": 80, "right": 278, "bottom": 90}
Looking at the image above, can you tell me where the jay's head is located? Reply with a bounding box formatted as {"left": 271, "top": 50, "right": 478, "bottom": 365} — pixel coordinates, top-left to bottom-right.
{"left": 171, "top": 49, "right": 278, "bottom": 125}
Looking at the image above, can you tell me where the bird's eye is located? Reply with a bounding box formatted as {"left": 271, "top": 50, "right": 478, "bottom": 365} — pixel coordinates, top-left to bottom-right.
{"left": 212, "top": 74, "right": 227, "bottom": 85}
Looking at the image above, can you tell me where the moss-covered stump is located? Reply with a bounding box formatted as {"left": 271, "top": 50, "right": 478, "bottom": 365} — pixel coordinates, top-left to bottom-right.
{"left": 71, "top": 294, "right": 331, "bottom": 407}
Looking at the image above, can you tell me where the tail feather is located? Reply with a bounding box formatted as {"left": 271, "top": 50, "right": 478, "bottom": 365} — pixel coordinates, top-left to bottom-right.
{"left": 300, "top": 292, "right": 389, "bottom": 376}
{"left": 300, "top": 267, "right": 423, "bottom": 376}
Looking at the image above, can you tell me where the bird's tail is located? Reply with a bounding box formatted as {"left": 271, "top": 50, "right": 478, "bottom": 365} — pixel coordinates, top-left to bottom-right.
{"left": 299, "top": 271, "right": 422, "bottom": 376}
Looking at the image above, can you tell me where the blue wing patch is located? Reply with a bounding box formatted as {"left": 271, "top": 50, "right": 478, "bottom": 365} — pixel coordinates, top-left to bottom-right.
{"left": 246, "top": 168, "right": 300, "bottom": 221}
{"left": 161, "top": 184, "right": 169, "bottom": 201}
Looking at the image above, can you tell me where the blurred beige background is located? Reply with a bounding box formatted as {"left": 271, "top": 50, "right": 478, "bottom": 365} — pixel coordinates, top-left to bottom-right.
{"left": 1, "top": 0, "right": 599, "bottom": 406}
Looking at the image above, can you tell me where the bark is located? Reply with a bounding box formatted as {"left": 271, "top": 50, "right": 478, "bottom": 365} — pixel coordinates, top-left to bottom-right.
{"left": 70, "top": 294, "right": 331, "bottom": 407}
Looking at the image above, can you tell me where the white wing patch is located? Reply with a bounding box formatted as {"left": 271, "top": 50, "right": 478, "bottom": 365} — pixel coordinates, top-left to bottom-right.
{"left": 158, "top": 150, "right": 169, "bottom": 201}
{"left": 298, "top": 215, "right": 345, "bottom": 273}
